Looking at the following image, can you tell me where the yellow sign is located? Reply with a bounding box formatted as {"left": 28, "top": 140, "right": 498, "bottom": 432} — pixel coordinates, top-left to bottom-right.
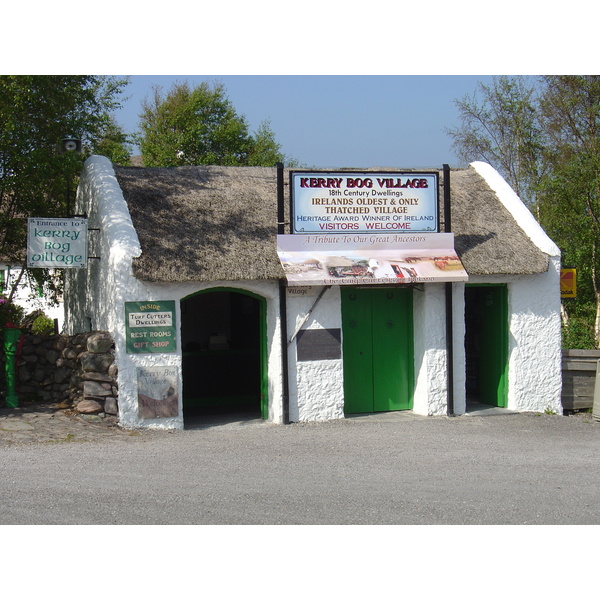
{"left": 561, "top": 268, "right": 576, "bottom": 298}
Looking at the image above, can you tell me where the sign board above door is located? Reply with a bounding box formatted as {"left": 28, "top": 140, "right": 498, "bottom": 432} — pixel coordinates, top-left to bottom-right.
{"left": 290, "top": 171, "right": 439, "bottom": 234}
{"left": 277, "top": 233, "right": 468, "bottom": 286}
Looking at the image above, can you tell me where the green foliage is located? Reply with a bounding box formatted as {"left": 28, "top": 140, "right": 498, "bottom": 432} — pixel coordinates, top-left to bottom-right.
{"left": 448, "top": 75, "right": 600, "bottom": 347}
{"left": 91, "top": 115, "right": 133, "bottom": 165}
{"left": 562, "top": 310, "right": 597, "bottom": 349}
{"left": 137, "top": 81, "right": 286, "bottom": 167}
{"left": 31, "top": 313, "right": 55, "bottom": 335}
{"left": 247, "top": 120, "right": 284, "bottom": 166}
{"left": 537, "top": 77, "right": 600, "bottom": 347}
{"left": 0, "top": 75, "right": 129, "bottom": 304}
{"left": 447, "top": 76, "right": 544, "bottom": 209}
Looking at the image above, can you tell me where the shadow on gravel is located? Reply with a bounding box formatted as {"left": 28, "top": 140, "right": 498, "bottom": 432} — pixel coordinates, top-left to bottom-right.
{"left": 183, "top": 407, "right": 264, "bottom": 430}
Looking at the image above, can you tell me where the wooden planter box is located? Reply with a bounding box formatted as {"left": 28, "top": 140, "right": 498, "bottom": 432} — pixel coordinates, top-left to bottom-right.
{"left": 561, "top": 349, "right": 600, "bottom": 412}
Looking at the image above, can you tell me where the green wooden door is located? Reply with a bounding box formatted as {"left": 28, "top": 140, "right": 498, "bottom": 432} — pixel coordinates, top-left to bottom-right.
{"left": 341, "top": 287, "right": 414, "bottom": 414}
{"left": 465, "top": 284, "right": 508, "bottom": 408}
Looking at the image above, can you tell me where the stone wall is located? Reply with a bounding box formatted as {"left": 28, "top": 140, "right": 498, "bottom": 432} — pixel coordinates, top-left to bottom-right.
{"left": 14, "top": 331, "right": 119, "bottom": 419}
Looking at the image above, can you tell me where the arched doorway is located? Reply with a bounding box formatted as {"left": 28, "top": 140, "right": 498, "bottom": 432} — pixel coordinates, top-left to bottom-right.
{"left": 180, "top": 288, "right": 268, "bottom": 424}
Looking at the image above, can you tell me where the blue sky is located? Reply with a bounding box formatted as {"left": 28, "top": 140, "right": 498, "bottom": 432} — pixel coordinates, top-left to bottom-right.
{"left": 5, "top": 3, "right": 592, "bottom": 171}
{"left": 114, "top": 75, "right": 497, "bottom": 169}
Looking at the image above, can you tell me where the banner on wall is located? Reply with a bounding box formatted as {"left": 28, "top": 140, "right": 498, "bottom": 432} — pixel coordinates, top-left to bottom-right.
{"left": 277, "top": 233, "right": 468, "bottom": 286}
{"left": 290, "top": 171, "right": 439, "bottom": 234}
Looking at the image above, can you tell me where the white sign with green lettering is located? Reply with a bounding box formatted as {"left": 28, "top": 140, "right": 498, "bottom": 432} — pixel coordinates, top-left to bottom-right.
{"left": 27, "top": 217, "right": 88, "bottom": 268}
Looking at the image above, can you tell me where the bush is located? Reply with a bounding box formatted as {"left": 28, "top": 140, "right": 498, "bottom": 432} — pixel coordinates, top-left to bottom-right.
{"left": 562, "top": 317, "right": 597, "bottom": 349}
{"left": 31, "top": 314, "right": 55, "bottom": 335}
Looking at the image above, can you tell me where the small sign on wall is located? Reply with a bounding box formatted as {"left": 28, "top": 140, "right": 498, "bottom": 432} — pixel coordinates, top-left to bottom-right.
{"left": 137, "top": 366, "right": 179, "bottom": 419}
{"left": 561, "top": 268, "right": 576, "bottom": 298}
{"left": 125, "top": 301, "right": 177, "bottom": 353}
{"left": 287, "top": 286, "right": 319, "bottom": 297}
{"left": 296, "top": 328, "right": 341, "bottom": 361}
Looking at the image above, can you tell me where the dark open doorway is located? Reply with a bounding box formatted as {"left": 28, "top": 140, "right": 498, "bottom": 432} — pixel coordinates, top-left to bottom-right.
{"left": 181, "top": 288, "right": 267, "bottom": 428}
{"left": 464, "top": 284, "right": 509, "bottom": 409}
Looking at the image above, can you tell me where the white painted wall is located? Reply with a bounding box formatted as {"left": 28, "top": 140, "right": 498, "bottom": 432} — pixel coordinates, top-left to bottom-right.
{"left": 465, "top": 266, "right": 563, "bottom": 414}
{"left": 65, "top": 156, "right": 284, "bottom": 429}
{"left": 287, "top": 283, "right": 454, "bottom": 419}
{"left": 412, "top": 282, "right": 468, "bottom": 417}
{"left": 66, "top": 157, "right": 562, "bottom": 429}
{"left": 286, "top": 286, "right": 345, "bottom": 422}
{"left": 507, "top": 256, "right": 563, "bottom": 413}
{"left": 276, "top": 266, "right": 562, "bottom": 420}
{"left": 470, "top": 161, "right": 562, "bottom": 414}
{"left": 451, "top": 282, "right": 467, "bottom": 415}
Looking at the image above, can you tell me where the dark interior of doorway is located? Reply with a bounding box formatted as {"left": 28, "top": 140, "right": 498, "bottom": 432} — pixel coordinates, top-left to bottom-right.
{"left": 464, "top": 284, "right": 508, "bottom": 409}
{"left": 181, "top": 290, "right": 262, "bottom": 428}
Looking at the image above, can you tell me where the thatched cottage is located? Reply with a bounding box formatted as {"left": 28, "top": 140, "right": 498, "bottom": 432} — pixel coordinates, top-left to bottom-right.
{"left": 64, "top": 155, "right": 562, "bottom": 429}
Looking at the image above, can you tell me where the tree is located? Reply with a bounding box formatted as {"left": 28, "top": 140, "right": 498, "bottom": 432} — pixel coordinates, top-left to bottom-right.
{"left": 448, "top": 75, "right": 600, "bottom": 348}
{"left": 536, "top": 76, "right": 600, "bottom": 346}
{"left": 447, "top": 76, "right": 544, "bottom": 211}
{"left": 248, "top": 120, "right": 284, "bottom": 166}
{"left": 137, "top": 81, "right": 286, "bottom": 167}
{"left": 0, "top": 75, "right": 129, "bottom": 312}
{"left": 91, "top": 115, "right": 133, "bottom": 166}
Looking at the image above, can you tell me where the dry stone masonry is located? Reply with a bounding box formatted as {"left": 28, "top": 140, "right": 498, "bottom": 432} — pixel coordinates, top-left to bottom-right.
{"left": 15, "top": 331, "right": 118, "bottom": 419}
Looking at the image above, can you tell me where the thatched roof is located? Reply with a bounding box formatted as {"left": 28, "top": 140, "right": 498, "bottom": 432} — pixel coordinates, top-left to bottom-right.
{"left": 448, "top": 166, "right": 550, "bottom": 275}
{"left": 113, "top": 164, "right": 550, "bottom": 283}
{"left": 114, "top": 166, "right": 284, "bottom": 282}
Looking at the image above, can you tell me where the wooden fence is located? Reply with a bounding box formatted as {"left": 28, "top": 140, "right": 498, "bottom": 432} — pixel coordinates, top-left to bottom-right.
{"left": 561, "top": 349, "right": 600, "bottom": 412}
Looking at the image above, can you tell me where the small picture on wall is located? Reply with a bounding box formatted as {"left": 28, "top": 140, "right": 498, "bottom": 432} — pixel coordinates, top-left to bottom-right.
{"left": 137, "top": 366, "right": 179, "bottom": 419}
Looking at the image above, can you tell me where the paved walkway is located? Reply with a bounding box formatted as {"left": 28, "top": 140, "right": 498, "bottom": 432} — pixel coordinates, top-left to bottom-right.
{"left": 1, "top": 399, "right": 595, "bottom": 446}
{"left": 0, "top": 401, "right": 153, "bottom": 445}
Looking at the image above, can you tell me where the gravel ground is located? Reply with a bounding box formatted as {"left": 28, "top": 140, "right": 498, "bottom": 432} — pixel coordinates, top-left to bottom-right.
{"left": 0, "top": 401, "right": 599, "bottom": 525}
